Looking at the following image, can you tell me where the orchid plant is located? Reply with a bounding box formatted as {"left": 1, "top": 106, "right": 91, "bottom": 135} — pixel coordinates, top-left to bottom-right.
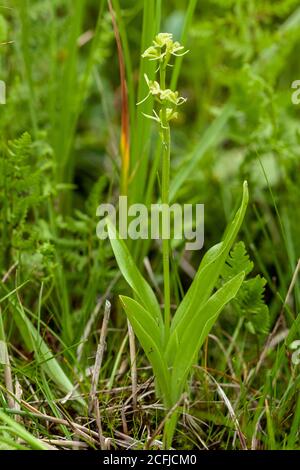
{"left": 108, "top": 33, "right": 249, "bottom": 448}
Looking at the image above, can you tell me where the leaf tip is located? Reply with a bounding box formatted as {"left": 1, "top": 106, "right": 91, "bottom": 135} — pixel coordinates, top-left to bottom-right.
{"left": 243, "top": 180, "right": 249, "bottom": 202}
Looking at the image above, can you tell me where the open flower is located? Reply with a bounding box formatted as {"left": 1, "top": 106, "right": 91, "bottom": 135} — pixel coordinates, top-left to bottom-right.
{"left": 145, "top": 75, "right": 161, "bottom": 97}
{"left": 138, "top": 75, "right": 186, "bottom": 127}
{"left": 140, "top": 74, "right": 186, "bottom": 107}
{"left": 136, "top": 75, "right": 162, "bottom": 106}
{"left": 139, "top": 33, "right": 188, "bottom": 129}
{"left": 159, "top": 89, "right": 187, "bottom": 107}
{"left": 142, "top": 32, "right": 188, "bottom": 62}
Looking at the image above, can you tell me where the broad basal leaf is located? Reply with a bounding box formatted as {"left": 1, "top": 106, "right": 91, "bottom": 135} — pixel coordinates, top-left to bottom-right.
{"left": 169, "top": 272, "right": 245, "bottom": 403}
{"left": 107, "top": 219, "right": 163, "bottom": 333}
{"left": 120, "top": 296, "right": 171, "bottom": 406}
{"left": 168, "top": 182, "right": 248, "bottom": 356}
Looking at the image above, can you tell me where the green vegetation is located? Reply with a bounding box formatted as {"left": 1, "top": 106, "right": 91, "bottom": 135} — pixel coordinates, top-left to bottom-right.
{"left": 0, "top": 0, "right": 300, "bottom": 450}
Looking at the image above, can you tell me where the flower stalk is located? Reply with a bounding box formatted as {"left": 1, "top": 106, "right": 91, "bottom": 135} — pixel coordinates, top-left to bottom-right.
{"left": 160, "top": 64, "right": 171, "bottom": 338}
{"left": 139, "top": 33, "right": 187, "bottom": 337}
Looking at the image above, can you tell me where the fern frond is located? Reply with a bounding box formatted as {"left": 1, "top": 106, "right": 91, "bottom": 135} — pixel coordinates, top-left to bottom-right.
{"left": 221, "top": 241, "right": 269, "bottom": 335}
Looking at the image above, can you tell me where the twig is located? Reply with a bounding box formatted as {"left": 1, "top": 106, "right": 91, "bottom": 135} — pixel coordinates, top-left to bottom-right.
{"left": 14, "top": 378, "right": 23, "bottom": 423}
{"left": 251, "top": 409, "right": 265, "bottom": 450}
{"left": 95, "top": 397, "right": 106, "bottom": 449}
{"left": 0, "top": 307, "right": 15, "bottom": 409}
{"left": 41, "top": 439, "right": 89, "bottom": 449}
{"left": 77, "top": 275, "right": 119, "bottom": 362}
{"left": 127, "top": 319, "right": 137, "bottom": 410}
{"left": 7, "top": 402, "right": 164, "bottom": 450}
{"left": 202, "top": 368, "right": 247, "bottom": 450}
{"left": 20, "top": 401, "right": 102, "bottom": 447}
{"left": 89, "top": 300, "right": 111, "bottom": 418}
{"left": 1, "top": 261, "right": 19, "bottom": 284}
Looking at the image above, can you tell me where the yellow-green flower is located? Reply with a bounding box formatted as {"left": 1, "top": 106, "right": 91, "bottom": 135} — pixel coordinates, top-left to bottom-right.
{"left": 142, "top": 32, "right": 187, "bottom": 62}
{"left": 138, "top": 74, "right": 186, "bottom": 126}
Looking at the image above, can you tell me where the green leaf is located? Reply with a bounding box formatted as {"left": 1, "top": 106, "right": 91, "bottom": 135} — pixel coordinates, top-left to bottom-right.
{"left": 0, "top": 410, "right": 50, "bottom": 450}
{"left": 12, "top": 303, "right": 83, "bottom": 403}
{"left": 107, "top": 218, "right": 163, "bottom": 331}
{"left": 220, "top": 242, "right": 269, "bottom": 335}
{"left": 168, "top": 182, "right": 249, "bottom": 359}
{"left": 238, "top": 276, "right": 270, "bottom": 335}
{"left": 221, "top": 241, "right": 254, "bottom": 280}
{"left": 169, "top": 272, "right": 245, "bottom": 403}
{"left": 120, "top": 296, "right": 171, "bottom": 407}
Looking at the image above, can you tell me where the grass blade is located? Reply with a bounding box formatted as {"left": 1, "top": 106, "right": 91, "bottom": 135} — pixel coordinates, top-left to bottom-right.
{"left": 130, "top": 0, "right": 160, "bottom": 204}
{"left": 171, "top": 0, "right": 198, "bottom": 90}
{"left": 12, "top": 301, "right": 81, "bottom": 401}
{"left": 0, "top": 410, "right": 51, "bottom": 450}
{"left": 170, "top": 104, "right": 234, "bottom": 202}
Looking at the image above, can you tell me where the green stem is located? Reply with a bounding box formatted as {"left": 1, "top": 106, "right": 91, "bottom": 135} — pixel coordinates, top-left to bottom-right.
{"left": 160, "top": 64, "right": 171, "bottom": 339}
